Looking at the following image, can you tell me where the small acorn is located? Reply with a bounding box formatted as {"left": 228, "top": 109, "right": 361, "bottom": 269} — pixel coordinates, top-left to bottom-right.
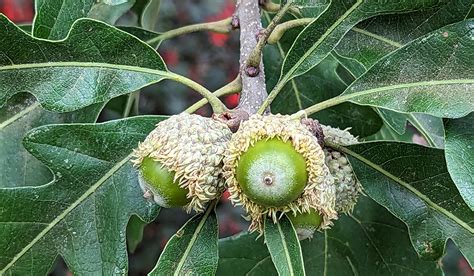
{"left": 132, "top": 113, "right": 232, "bottom": 212}
{"left": 287, "top": 209, "right": 322, "bottom": 240}
{"left": 223, "top": 114, "right": 337, "bottom": 232}
{"left": 321, "top": 125, "right": 362, "bottom": 213}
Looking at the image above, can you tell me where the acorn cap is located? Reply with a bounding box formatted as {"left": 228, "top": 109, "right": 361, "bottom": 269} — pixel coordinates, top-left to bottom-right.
{"left": 321, "top": 125, "right": 362, "bottom": 213}
{"left": 132, "top": 113, "right": 232, "bottom": 212}
{"left": 224, "top": 114, "right": 337, "bottom": 232}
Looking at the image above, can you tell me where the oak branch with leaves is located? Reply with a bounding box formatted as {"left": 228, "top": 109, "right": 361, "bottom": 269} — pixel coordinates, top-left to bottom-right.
{"left": 0, "top": 0, "right": 473, "bottom": 275}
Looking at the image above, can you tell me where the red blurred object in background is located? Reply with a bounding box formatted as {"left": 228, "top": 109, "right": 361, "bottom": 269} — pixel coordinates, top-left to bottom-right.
{"left": 1, "top": 0, "right": 34, "bottom": 23}
{"left": 206, "top": 1, "right": 234, "bottom": 47}
{"left": 161, "top": 50, "right": 179, "bottom": 66}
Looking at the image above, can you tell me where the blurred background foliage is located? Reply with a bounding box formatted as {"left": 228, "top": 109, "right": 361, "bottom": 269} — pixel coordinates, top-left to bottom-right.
{"left": 0, "top": 0, "right": 471, "bottom": 275}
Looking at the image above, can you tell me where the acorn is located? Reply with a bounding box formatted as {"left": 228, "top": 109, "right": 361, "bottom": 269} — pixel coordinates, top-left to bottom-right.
{"left": 223, "top": 114, "right": 337, "bottom": 232}
{"left": 132, "top": 113, "right": 232, "bottom": 212}
{"left": 321, "top": 125, "right": 362, "bottom": 213}
{"left": 287, "top": 209, "right": 322, "bottom": 240}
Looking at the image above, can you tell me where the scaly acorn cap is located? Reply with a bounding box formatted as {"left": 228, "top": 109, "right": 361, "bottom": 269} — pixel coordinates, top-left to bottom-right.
{"left": 321, "top": 125, "right": 362, "bottom": 213}
{"left": 223, "top": 114, "right": 337, "bottom": 232}
{"left": 132, "top": 113, "right": 232, "bottom": 213}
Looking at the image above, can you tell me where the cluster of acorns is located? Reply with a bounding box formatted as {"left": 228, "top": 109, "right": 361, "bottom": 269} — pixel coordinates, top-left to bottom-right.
{"left": 132, "top": 113, "right": 361, "bottom": 240}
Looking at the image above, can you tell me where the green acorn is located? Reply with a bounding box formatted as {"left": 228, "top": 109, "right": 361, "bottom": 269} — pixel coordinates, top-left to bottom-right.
{"left": 287, "top": 209, "right": 322, "bottom": 240}
{"left": 132, "top": 113, "right": 232, "bottom": 212}
{"left": 321, "top": 125, "right": 362, "bottom": 213}
{"left": 223, "top": 114, "right": 337, "bottom": 232}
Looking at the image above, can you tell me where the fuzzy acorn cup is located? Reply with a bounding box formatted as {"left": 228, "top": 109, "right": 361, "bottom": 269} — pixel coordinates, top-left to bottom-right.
{"left": 223, "top": 114, "right": 337, "bottom": 233}
{"left": 321, "top": 125, "right": 362, "bottom": 213}
{"left": 132, "top": 113, "right": 232, "bottom": 213}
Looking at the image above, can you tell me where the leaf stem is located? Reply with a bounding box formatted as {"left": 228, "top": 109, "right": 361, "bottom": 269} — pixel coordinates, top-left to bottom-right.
{"left": 268, "top": 18, "right": 313, "bottom": 44}
{"left": 146, "top": 18, "right": 233, "bottom": 45}
{"left": 300, "top": 96, "right": 346, "bottom": 117}
{"left": 246, "top": 2, "right": 293, "bottom": 69}
{"left": 122, "top": 91, "right": 138, "bottom": 117}
{"left": 167, "top": 71, "right": 228, "bottom": 114}
{"left": 257, "top": 75, "right": 289, "bottom": 114}
{"left": 185, "top": 75, "right": 241, "bottom": 114}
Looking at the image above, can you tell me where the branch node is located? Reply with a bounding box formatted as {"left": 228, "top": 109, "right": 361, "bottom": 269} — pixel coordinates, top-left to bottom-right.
{"left": 255, "top": 28, "right": 266, "bottom": 42}
{"left": 213, "top": 109, "right": 249, "bottom": 132}
{"left": 231, "top": 13, "right": 240, "bottom": 29}
{"left": 245, "top": 66, "right": 260, "bottom": 77}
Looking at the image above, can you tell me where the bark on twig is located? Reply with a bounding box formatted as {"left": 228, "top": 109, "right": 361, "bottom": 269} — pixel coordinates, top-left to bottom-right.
{"left": 235, "top": 0, "right": 268, "bottom": 115}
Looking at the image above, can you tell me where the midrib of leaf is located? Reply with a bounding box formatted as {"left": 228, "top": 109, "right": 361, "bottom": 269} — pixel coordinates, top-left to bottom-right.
{"left": 45, "top": 0, "right": 68, "bottom": 38}
{"left": 406, "top": 114, "right": 437, "bottom": 147}
{"left": 172, "top": 203, "right": 214, "bottom": 276}
{"left": 351, "top": 27, "right": 403, "bottom": 48}
{"left": 308, "top": 79, "right": 474, "bottom": 114}
{"left": 338, "top": 145, "right": 474, "bottom": 234}
{"left": 0, "top": 154, "right": 133, "bottom": 273}
{"left": 0, "top": 102, "right": 40, "bottom": 129}
{"left": 276, "top": 221, "right": 296, "bottom": 276}
{"left": 245, "top": 255, "right": 272, "bottom": 275}
{"left": 0, "top": 62, "right": 169, "bottom": 77}
{"left": 280, "top": 0, "right": 363, "bottom": 83}
{"left": 323, "top": 231, "right": 328, "bottom": 276}
{"left": 465, "top": 4, "right": 473, "bottom": 19}
{"left": 346, "top": 256, "right": 358, "bottom": 276}
{"left": 346, "top": 79, "right": 474, "bottom": 100}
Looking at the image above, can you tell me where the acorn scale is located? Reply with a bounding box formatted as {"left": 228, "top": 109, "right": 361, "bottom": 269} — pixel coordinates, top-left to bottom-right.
{"left": 132, "top": 113, "right": 232, "bottom": 213}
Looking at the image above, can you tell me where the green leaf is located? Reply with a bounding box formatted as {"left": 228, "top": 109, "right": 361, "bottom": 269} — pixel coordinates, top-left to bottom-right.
{"left": 333, "top": 1, "right": 468, "bottom": 141}
{"left": 280, "top": 0, "right": 445, "bottom": 85}
{"left": 218, "top": 233, "right": 275, "bottom": 276}
{"left": 339, "top": 19, "right": 474, "bottom": 119}
{"left": 149, "top": 204, "right": 218, "bottom": 276}
{"left": 407, "top": 113, "right": 444, "bottom": 148}
{"left": 264, "top": 216, "right": 305, "bottom": 276}
{"left": 1, "top": 0, "right": 139, "bottom": 189}
{"left": 127, "top": 215, "right": 147, "bottom": 253}
{"left": 341, "top": 142, "right": 474, "bottom": 264}
{"left": 374, "top": 110, "right": 445, "bottom": 148}
{"left": 376, "top": 109, "right": 407, "bottom": 135}
{"left": 88, "top": 0, "right": 136, "bottom": 25}
{"left": 218, "top": 197, "right": 441, "bottom": 275}
{"left": 0, "top": 94, "right": 103, "bottom": 188}
{"left": 0, "top": 116, "right": 165, "bottom": 274}
{"left": 445, "top": 113, "right": 474, "bottom": 210}
{"left": 33, "top": 0, "right": 135, "bottom": 40}
{"left": 140, "top": 0, "right": 161, "bottom": 30}
{"left": 295, "top": 0, "right": 330, "bottom": 18}
{"left": 335, "top": 0, "right": 471, "bottom": 67}
{"left": 364, "top": 123, "right": 417, "bottom": 143}
{"left": 263, "top": 14, "right": 382, "bottom": 137}
{"left": 0, "top": 15, "right": 169, "bottom": 113}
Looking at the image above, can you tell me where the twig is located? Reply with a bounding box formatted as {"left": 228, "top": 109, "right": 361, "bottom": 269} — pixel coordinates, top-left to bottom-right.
{"left": 235, "top": 0, "right": 268, "bottom": 115}
{"left": 268, "top": 18, "right": 313, "bottom": 44}
{"left": 166, "top": 71, "right": 228, "bottom": 114}
{"left": 146, "top": 18, "right": 233, "bottom": 45}
{"left": 185, "top": 75, "right": 242, "bottom": 114}
{"left": 246, "top": 2, "right": 292, "bottom": 69}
